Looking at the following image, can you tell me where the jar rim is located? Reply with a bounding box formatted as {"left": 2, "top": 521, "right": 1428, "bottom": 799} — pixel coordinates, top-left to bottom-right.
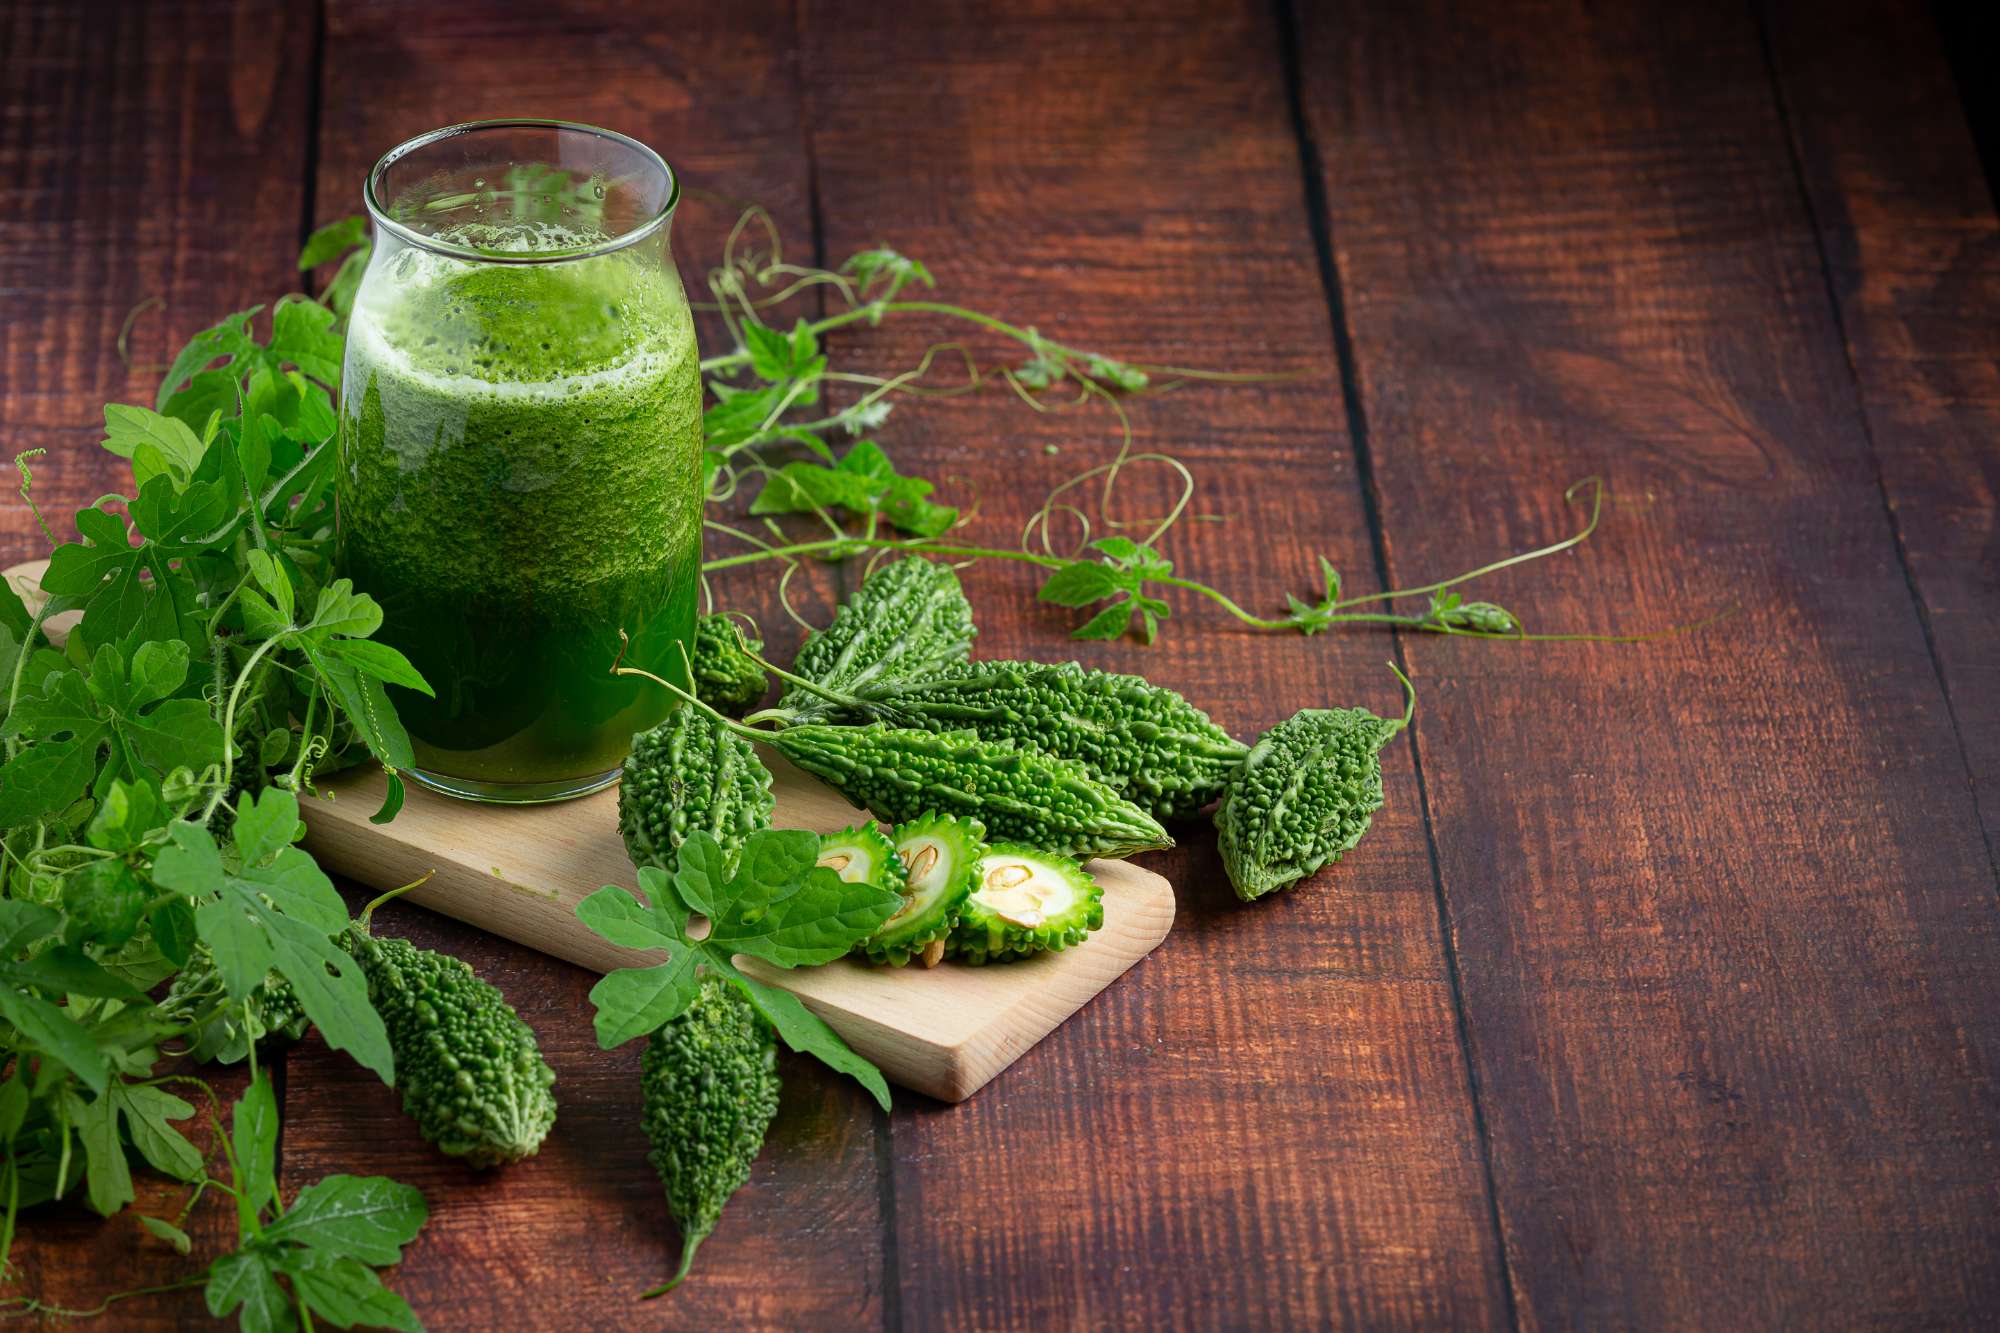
{"left": 362, "top": 119, "right": 678, "bottom": 265}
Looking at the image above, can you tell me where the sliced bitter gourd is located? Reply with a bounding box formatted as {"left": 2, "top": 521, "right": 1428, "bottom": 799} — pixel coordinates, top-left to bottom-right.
{"left": 817, "top": 824, "right": 908, "bottom": 897}
{"left": 949, "top": 843, "right": 1103, "bottom": 964}
{"left": 857, "top": 813, "right": 985, "bottom": 967}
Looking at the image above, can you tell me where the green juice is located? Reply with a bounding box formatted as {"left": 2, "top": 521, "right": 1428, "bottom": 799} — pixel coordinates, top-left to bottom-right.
{"left": 337, "top": 226, "right": 703, "bottom": 797}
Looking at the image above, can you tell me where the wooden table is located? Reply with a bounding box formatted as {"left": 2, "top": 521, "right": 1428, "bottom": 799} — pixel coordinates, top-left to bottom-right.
{"left": 6, "top": 1, "right": 1996, "bottom": 1327}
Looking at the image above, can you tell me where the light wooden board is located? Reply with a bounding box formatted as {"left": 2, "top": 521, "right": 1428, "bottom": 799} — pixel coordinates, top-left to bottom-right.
{"left": 4, "top": 559, "right": 1175, "bottom": 1103}
{"left": 297, "top": 759, "right": 1173, "bottom": 1102}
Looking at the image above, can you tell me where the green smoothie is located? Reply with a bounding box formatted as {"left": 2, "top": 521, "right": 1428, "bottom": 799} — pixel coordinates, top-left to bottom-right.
{"left": 337, "top": 223, "right": 703, "bottom": 796}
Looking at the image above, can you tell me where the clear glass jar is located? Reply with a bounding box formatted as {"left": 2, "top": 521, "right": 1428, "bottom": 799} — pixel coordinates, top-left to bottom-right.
{"left": 337, "top": 121, "right": 702, "bottom": 803}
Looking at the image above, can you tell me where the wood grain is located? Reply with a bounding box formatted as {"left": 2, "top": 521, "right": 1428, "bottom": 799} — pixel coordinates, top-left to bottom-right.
{"left": 1762, "top": 0, "right": 2000, "bottom": 864}
{"left": 295, "top": 757, "right": 1175, "bottom": 1104}
{"left": 799, "top": 0, "right": 1508, "bottom": 1327}
{"left": 1297, "top": 0, "right": 2000, "bottom": 1324}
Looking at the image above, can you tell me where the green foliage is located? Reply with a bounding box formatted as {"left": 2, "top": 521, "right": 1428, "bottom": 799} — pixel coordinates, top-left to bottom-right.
{"left": 779, "top": 557, "right": 975, "bottom": 719}
{"left": 576, "top": 829, "right": 899, "bottom": 1111}
{"left": 159, "top": 943, "right": 311, "bottom": 1065}
{"left": 821, "top": 659, "right": 1249, "bottom": 822}
{"left": 202, "top": 1073, "right": 429, "bottom": 1333}
{"left": 1212, "top": 669, "right": 1416, "bottom": 901}
{"left": 859, "top": 813, "right": 985, "bottom": 968}
{"left": 618, "top": 701, "right": 777, "bottom": 879}
{"left": 768, "top": 723, "right": 1172, "bottom": 860}
{"left": 343, "top": 925, "right": 557, "bottom": 1168}
{"left": 637, "top": 975, "right": 781, "bottom": 1298}
{"left": 949, "top": 843, "right": 1103, "bottom": 965}
{"left": 690, "top": 614, "right": 769, "bottom": 716}
{"left": 750, "top": 439, "right": 957, "bottom": 539}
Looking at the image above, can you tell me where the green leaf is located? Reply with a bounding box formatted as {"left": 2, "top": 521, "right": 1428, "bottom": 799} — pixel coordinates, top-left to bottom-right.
{"left": 276, "top": 1248, "right": 423, "bottom": 1333}
{"left": 305, "top": 579, "right": 384, "bottom": 640}
{"left": 140, "top": 1214, "right": 194, "bottom": 1254}
{"left": 0, "top": 899, "right": 61, "bottom": 955}
{"left": 232, "top": 786, "right": 306, "bottom": 868}
{"left": 101, "top": 404, "right": 208, "bottom": 492}
{"left": 1071, "top": 602, "right": 1138, "bottom": 640}
{"left": 717, "top": 961, "right": 891, "bottom": 1112}
{"left": 264, "top": 1174, "right": 427, "bottom": 1266}
{"left": 7, "top": 943, "right": 141, "bottom": 999}
{"left": 244, "top": 549, "right": 295, "bottom": 624}
{"left": 157, "top": 308, "right": 261, "bottom": 414}
{"left": 575, "top": 885, "right": 680, "bottom": 953}
{"left": 667, "top": 835, "right": 729, "bottom": 919}
{"left": 268, "top": 298, "right": 343, "bottom": 386}
{"left": 233, "top": 1072, "right": 280, "bottom": 1229}
{"left": 60, "top": 860, "right": 150, "bottom": 947}
{"left": 742, "top": 320, "right": 798, "bottom": 381}
{"left": 205, "top": 1247, "right": 289, "bottom": 1332}
{"left": 67, "top": 1087, "right": 133, "bottom": 1216}
{"left": 322, "top": 639, "right": 433, "bottom": 696}
{"left": 587, "top": 949, "right": 702, "bottom": 1050}
{"left": 0, "top": 986, "right": 109, "bottom": 1092}
{"left": 1037, "top": 561, "right": 1123, "bottom": 608}
{"left": 299, "top": 217, "right": 369, "bottom": 271}
{"left": 709, "top": 865, "right": 901, "bottom": 968}
{"left": 303, "top": 644, "right": 414, "bottom": 773}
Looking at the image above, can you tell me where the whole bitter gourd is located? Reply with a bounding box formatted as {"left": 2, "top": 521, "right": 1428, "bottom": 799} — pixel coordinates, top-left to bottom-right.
{"left": 858, "top": 813, "right": 985, "bottom": 967}
{"left": 691, "top": 613, "right": 769, "bottom": 716}
{"left": 827, "top": 660, "right": 1248, "bottom": 821}
{"left": 949, "top": 843, "right": 1103, "bottom": 964}
{"left": 621, "top": 701, "right": 777, "bottom": 878}
{"left": 780, "top": 557, "right": 975, "bottom": 719}
{"left": 640, "top": 974, "right": 782, "bottom": 1297}
{"left": 1213, "top": 671, "right": 1414, "bottom": 901}
{"left": 344, "top": 923, "right": 557, "bottom": 1167}
{"left": 159, "top": 944, "right": 311, "bottom": 1065}
{"left": 768, "top": 722, "right": 1172, "bottom": 859}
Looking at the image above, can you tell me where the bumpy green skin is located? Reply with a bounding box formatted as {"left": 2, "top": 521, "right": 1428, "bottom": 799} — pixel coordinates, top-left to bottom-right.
{"left": 641, "top": 975, "right": 781, "bottom": 1294}
{"left": 949, "top": 843, "right": 1103, "bottom": 964}
{"left": 159, "top": 945, "right": 310, "bottom": 1065}
{"left": 780, "top": 558, "right": 975, "bottom": 719}
{"left": 860, "top": 813, "right": 984, "bottom": 967}
{"left": 621, "top": 702, "right": 777, "bottom": 877}
{"left": 1213, "top": 706, "right": 1403, "bottom": 901}
{"left": 817, "top": 824, "right": 907, "bottom": 895}
{"left": 345, "top": 927, "right": 557, "bottom": 1167}
{"left": 771, "top": 723, "right": 1171, "bottom": 859}
{"left": 692, "top": 614, "right": 769, "bottom": 716}
{"left": 838, "top": 660, "right": 1248, "bottom": 821}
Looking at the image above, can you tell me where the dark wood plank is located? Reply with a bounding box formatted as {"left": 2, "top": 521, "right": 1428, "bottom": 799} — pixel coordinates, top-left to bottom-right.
{"left": 0, "top": 0, "right": 316, "bottom": 564}
{"left": 0, "top": 0, "right": 314, "bottom": 1323}
{"left": 1297, "top": 0, "right": 2000, "bottom": 1324}
{"left": 280, "top": 3, "right": 888, "bottom": 1327}
{"left": 1763, "top": 0, "right": 2000, "bottom": 864}
{"left": 798, "top": 1, "right": 1508, "bottom": 1326}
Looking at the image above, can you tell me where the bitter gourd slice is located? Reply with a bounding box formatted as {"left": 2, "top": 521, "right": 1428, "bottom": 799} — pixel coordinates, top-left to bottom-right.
{"left": 949, "top": 843, "right": 1103, "bottom": 964}
{"left": 816, "top": 824, "right": 907, "bottom": 897}
{"left": 640, "top": 974, "right": 781, "bottom": 1297}
{"left": 780, "top": 557, "right": 975, "bottom": 719}
{"left": 691, "top": 614, "right": 769, "bottom": 716}
{"left": 621, "top": 701, "right": 777, "bottom": 878}
{"left": 768, "top": 722, "right": 1171, "bottom": 859}
{"left": 857, "top": 812, "right": 984, "bottom": 967}
{"left": 831, "top": 659, "right": 1248, "bottom": 821}
{"left": 1213, "top": 669, "right": 1414, "bottom": 901}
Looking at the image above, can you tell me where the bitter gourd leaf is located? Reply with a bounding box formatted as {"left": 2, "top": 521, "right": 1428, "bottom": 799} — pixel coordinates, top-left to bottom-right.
{"left": 639, "top": 974, "right": 780, "bottom": 1298}
{"left": 859, "top": 812, "right": 985, "bottom": 967}
{"left": 343, "top": 923, "right": 558, "bottom": 1167}
{"left": 620, "top": 700, "right": 777, "bottom": 879}
{"left": 691, "top": 613, "right": 769, "bottom": 716}
{"left": 949, "top": 843, "right": 1103, "bottom": 964}
{"left": 158, "top": 943, "right": 310, "bottom": 1065}
{"left": 1213, "top": 666, "right": 1415, "bottom": 901}
{"left": 825, "top": 659, "right": 1248, "bottom": 821}
{"left": 780, "top": 557, "right": 975, "bottom": 719}
{"left": 768, "top": 722, "right": 1171, "bottom": 859}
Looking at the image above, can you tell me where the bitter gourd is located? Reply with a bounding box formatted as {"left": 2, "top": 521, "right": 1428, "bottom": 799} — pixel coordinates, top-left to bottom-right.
{"left": 857, "top": 813, "right": 984, "bottom": 967}
{"left": 767, "top": 722, "right": 1172, "bottom": 859}
{"left": 1213, "top": 671, "right": 1415, "bottom": 901}
{"left": 640, "top": 974, "right": 781, "bottom": 1298}
{"left": 826, "top": 660, "right": 1248, "bottom": 821}
{"left": 621, "top": 701, "right": 777, "bottom": 878}
{"left": 780, "top": 557, "right": 975, "bottom": 719}
{"left": 344, "top": 924, "right": 558, "bottom": 1167}
{"left": 691, "top": 613, "right": 769, "bottom": 716}
{"left": 816, "top": 824, "right": 908, "bottom": 897}
{"left": 159, "top": 944, "right": 310, "bottom": 1065}
{"left": 949, "top": 843, "right": 1103, "bottom": 964}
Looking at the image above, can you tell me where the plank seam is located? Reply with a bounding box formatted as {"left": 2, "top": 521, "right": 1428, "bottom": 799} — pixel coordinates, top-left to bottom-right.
{"left": 1272, "top": 0, "right": 1524, "bottom": 1324}
{"left": 1752, "top": 0, "right": 2000, "bottom": 896}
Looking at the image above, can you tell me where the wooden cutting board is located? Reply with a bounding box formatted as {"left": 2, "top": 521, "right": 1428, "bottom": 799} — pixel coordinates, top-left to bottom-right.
{"left": 3, "top": 560, "right": 1176, "bottom": 1102}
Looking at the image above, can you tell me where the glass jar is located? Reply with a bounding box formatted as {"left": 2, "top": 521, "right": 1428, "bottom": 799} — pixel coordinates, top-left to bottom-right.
{"left": 337, "top": 121, "right": 702, "bottom": 803}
